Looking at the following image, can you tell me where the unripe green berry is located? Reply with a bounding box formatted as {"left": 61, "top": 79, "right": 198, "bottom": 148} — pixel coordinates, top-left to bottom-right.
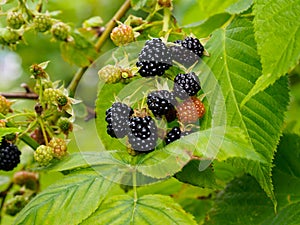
{"left": 34, "top": 145, "right": 54, "bottom": 166}
{"left": 0, "top": 95, "right": 12, "bottom": 115}
{"left": 44, "top": 88, "right": 68, "bottom": 107}
{"left": 49, "top": 138, "right": 68, "bottom": 159}
{"left": 51, "top": 22, "right": 70, "bottom": 41}
{"left": 33, "top": 14, "right": 52, "bottom": 32}
{"left": 0, "top": 28, "right": 21, "bottom": 45}
{"left": 57, "top": 117, "right": 73, "bottom": 135}
{"left": 110, "top": 24, "right": 135, "bottom": 46}
{"left": 98, "top": 65, "right": 122, "bottom": 84}
{"left": 7, "top": 11, "right": 25, "bottom": 29}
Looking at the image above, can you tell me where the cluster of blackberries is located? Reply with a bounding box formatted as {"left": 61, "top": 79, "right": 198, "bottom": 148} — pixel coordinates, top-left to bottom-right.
{"left": 105, "top": 71, "right": 205, "bottom": 153}
{"left": 136, "top": 37, "right": 204, "bottom": 77}
{"left": 0, "top": 139, "right": 21, "bottom": 171}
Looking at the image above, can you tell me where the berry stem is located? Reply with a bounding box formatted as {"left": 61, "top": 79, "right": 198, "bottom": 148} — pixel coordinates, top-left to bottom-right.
{"left": 67, "top": 0, "right": 131, "bottom": 97}
{"left": 132, "top": 21, "right": 163, "bottom": 32}
{"left": 162, "top": 7, "right": 171, "bottom": 33}
{"left": 37, "top": 117, "right": 49, "bottom": 146}
{"left": 0, "top": 182, "right": 14, "bottom": 223}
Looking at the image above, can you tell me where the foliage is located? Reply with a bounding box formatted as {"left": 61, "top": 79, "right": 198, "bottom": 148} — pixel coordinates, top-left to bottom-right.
{"left": 0, "top": 0, "right": 299, "bottom": 224}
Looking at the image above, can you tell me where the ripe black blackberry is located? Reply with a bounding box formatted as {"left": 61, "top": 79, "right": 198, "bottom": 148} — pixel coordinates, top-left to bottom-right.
{"left": 128, "top": 116, "right": 158, "bottom": 152}
{"left": 0, "top": 139, "right": 21, "bottom": 171}
{"left": 147, "top": 90, "right": 177, "bottom": 122}
{"left": 174, "top": 72, "right": 201, "bottom": 99}
{"left": 105, "top": 102, "right": 134, "bottom": 138}
{"left": 171, "top": 37, "right": 204, "bottom": 67}
{"left": 136, "top": 38, "right": 172, "bottom": 77}
{"left": 165, "top": 127, "right": 181, "bottom": 145}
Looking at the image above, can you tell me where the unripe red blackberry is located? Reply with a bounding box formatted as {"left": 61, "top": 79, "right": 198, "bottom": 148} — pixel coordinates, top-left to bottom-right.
{"left": 33, "top": 14, "right": 52, "bottom": 32}
{"left": 13, "top": 171, "right": 39, "bottom": 191}
{"left": 49, "top": 138, "right": 68, "bottom": 159}
{"left": 173, "top": 72, "right": 201, "bottom": 99}
{"left": 110, "top": 24, "right": 135, "bottom": 46}
{"left": 7, "top": 11, "right": 25, "bottom": 29}
{"left": 57, "top": 117, "right": 73, "bottom": 135}
{"left": 34, "top": 145, "right": 54, "bottom": 166}
{"left": 51, "top": 22, "right": 70, "bottom": 41}
{"left": 98, "top": 65, "right": 122, "bottom": 84}
{"left": 0, "top": 95, "right": 12, "bottom": 115}
{"left": 105, "top": 102, "right": 134, "bottom": 138}
{"left": 136, "top": 38, "right": 172, "bottom": 77}
{"left": 128, "top": 116, "right": 158, "bottom": 152}
{"left": 0, "top": 139, "right": 21, "bottom": 171}
{"left": 176, "top": 97, "right": 205, "bottom": 124}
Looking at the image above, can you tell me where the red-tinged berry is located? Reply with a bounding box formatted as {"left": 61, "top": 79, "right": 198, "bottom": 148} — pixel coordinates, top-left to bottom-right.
{"left": 110, "top": 24, "right": 135, "bottom": 46}
{"left": 147, "top": 90, "right": 177, "bottom": 122}
{"left": 0, "top": 139, "right": 21, "bottom": 171}
{"left": 176, "top": 97, "right": 205, "bottom": 124}
{"left": 30, "top": 63, "right": 48, "bottom": 79}
{"left": 33, "top": 14, "right": 52, "bottom": 32}
{"left": 48, "top": 138, "right": 68, "bottom": 159}
{"left": 57, "top": 117, "right": 73, "bottom": 135}
{"left": 105, "top": 102, "right": 134, "bottom": 138}
{"left": 0, "top": 95, "right": 12, "bottom": 115}
{"left": 136, "top": 38, "right": 172, "bottom": 77}
{"left": 165, "top": 126, "right": 181, "bottom": 145}
{"left": 51, "top": 22, "right": 70, "bottom": 41}
{"left": 34, "top": 145, "right": 54, "bottom": 166}
{"left": 13, "top": 171, "right": 39, "bottom": 191}
{"left": 7, "top": 11, "right": 25, "bottom": 29}
{"left": 174, "top": 72, "right": 201, "bottom": 99}
{"left": 128, "top": 116, "right": 158, "bottom": 152}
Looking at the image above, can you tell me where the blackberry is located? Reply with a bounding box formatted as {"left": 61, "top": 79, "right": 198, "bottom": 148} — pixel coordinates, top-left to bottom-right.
{"left": 171, "top": 37, "right": 204, "bottom": 67}
{"left": 165, "top": 127, "right": 181, "bottom": 145}
{"left": 49, "top": 138, "right": 68, "bottom": 159}
{"left": 136, "top": 38, "right": 172, "bottom": 77}
{"left": 128, "top": 116, "right": 158, "bottom": 152}
{"left": 147, "top": 90, "right": 177, "bottom": 121}
{"left": 105, "top": 102, "right": 134, "bottom": 138}
{"left": 174, "top": 72, "right": 201, "bottom": 99}
{"left": 0, "top": 140, "right": 21, "bottom": 171}
{"left": 110, "top": 24, "right": 135, "bottom": 46}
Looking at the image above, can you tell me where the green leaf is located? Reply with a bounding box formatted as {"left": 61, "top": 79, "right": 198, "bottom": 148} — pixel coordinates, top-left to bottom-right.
{"left": 14, "top": 170, "right": 114, "bottom": 225}
{"left": 83, "top": 16, "right": 103, "bottom": 28}
{"left": 0, "top": 127, "right": 21, "bottom": 140}
{"left": 81, "top": 194, "right": 197, "bottom": 225}
{"left": 199, "top": 18, "right": 289, "bottom": 202}
{"left": 61, "top": 32, "right": 97, "bottom": 67}
{"left": 225, "top": 0, "right": 253, "bottom": 14}
{"left": 243, "top": 0, "right": 300, "bottom": 104}
{"left": 205, "top": 133, "right": 300, "bottom": 224}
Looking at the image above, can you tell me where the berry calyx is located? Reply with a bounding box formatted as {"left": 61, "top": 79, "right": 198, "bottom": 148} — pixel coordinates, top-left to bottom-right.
{"left": 48, "top": 138, "right": 68, "bottom": 159}
{"left": 0, "top": 139, "right": 21, "bottom": 171}
{"left": 7, "top": 11, "right": 25, "bottom": 29}
{"left": 176, "top": 97, "right": 205, "bottom": 124}
{"left": 173, "top": 72, "right": 201, "bottom": 99}
{"left": 105, "top": 102, "right": 134, "bottom": 138}
{"left": 34, "top": 145, "right": 54, "bottom": 166}
{"left": 110, "top": 24, "right": 135, "bottom": 46}
{"left": 147, "top": 90, "right": 177, "bottom": 122}
{"left": 0, "top": 95, "right": 12, "bottom": 115}
{"left": 57, "top": 117, "right": 73, "bottom": 135}
{"left": 136, "top": 38, "right": 172, "bottom": 77}
{"left": 51, "top": 22, "right": 70, "bottom": 41}
{"left": 128, "top": 116, "right": 158, "bottom": 152}
{"left": 33, "top": 14, "right": 52, "bottom": 32}
{"left": 165, "top": 126, "right": 181, "bottom": 145}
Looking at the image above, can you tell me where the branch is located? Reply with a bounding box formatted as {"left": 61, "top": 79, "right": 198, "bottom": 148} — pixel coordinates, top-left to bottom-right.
{"left": 0, "top": 92, "right": 38, "bottom": 99}
{"left": 67, "top": 0, "right": 131, "bottom": 97}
